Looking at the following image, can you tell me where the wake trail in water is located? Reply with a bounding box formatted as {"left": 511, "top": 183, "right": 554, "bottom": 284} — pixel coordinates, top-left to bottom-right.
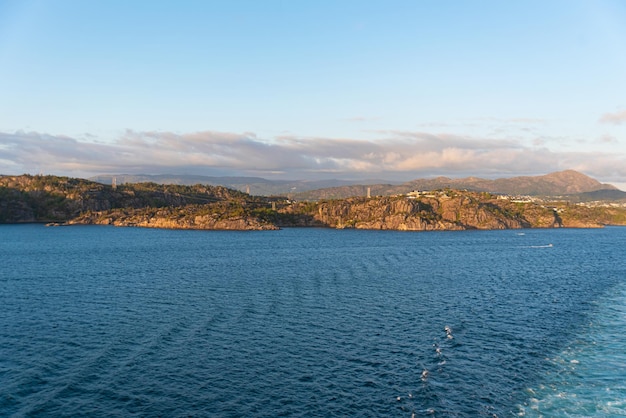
{"left": 518, "top": 282, "right": 626, "bottom": 417}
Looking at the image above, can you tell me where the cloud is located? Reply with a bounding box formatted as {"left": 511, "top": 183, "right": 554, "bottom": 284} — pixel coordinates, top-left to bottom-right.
{"left": 599, "top": 110, "right": 626, "bottom": 125}
{"left": 1, "top": 129, "right": 625, "bottom": 183}
{"left": 597, "top": 134, "right": 618, "bottom": 144}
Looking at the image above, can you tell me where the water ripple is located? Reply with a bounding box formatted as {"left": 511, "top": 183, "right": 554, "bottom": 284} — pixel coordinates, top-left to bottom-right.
{"left": 1, "top": 226, "right": 625, "bottom": 416}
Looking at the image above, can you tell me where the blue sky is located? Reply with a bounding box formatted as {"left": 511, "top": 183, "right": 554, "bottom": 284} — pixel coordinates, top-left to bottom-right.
{"left": 1, "top": 0, "right": 626, "bottom": 188}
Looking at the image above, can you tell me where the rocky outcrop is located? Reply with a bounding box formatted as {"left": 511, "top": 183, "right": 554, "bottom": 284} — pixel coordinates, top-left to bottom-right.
{"left": 2, "top": 174, "right": 621, "bottom": 231}
{"left": 71, "top": 213, "right": 277, "bottom": 230}
{"left": 279, "top": 192, "right": 570, "bottom": 230}
{"left": 69, "top": 206, "right": 278, "bottom": 230}
{"left": 0, "top": 175, "right": 268, "bottom": 226}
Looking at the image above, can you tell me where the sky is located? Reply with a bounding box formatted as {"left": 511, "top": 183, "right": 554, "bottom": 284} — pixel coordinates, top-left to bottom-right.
{"left": 1, "top": 0, "right": 626, "bottom": 188}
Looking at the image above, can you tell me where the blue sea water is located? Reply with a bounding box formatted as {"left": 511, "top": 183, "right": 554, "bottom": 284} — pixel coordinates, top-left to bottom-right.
{"left": 1, "top": 225, "right": 625, "bottom": 417}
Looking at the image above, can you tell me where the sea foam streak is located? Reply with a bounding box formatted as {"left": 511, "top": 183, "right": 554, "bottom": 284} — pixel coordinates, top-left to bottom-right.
{"left": 518, "top": 282, "right": 626, "bottom": 416}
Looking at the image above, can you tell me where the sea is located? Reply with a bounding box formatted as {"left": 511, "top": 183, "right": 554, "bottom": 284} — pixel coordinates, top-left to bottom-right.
{"left": 1, "top": 224, "right": 625, "bottom": 417}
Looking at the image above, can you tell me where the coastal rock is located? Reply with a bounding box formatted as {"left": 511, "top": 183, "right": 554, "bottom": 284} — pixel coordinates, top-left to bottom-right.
{"left": 69, "top": 207, "right": 278, "bottom": 230}
{"left": 281, "top": 193, "right": 565, "bottom": 231}
{"left": 2, "top": 174, "right": 623, "bottom": 231}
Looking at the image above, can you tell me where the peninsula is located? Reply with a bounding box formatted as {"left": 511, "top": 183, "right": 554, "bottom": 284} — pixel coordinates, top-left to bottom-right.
{"left": 1, "top": 173, "right": 625, "bottom": 231}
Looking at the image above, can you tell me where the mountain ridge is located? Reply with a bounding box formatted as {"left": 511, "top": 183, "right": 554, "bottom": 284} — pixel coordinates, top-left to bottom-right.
{"left": 89, "top": 174, "right": 393, "bottom": 196}
{"left": 89, "top": 170, "right": 620, "bottom": 199}
{"left": 293, "top": 170, "right": 621, "bottom": 200}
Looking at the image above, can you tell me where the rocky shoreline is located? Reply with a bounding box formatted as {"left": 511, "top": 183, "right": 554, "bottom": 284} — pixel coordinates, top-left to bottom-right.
{"left": 68, "top": 208, "right": 279, "bottom": 230}
{"left": 2, "top": 175, "right": 624, "bottom": 231}
{"left": 65, "top": 193, "right": 609, "bottom": 231}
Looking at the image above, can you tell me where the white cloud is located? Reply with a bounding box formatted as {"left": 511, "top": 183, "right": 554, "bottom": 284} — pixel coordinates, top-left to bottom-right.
{"left": 597, "top": 134, "right": 618, "bottom": 144}
{"left": 599, "top": 110, "right": 626, "bottom": 125}
{"left": 1, "top": 129, "right": 625, "bottom": 184}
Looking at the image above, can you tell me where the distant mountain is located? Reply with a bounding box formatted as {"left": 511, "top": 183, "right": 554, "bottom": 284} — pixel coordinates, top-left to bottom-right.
{"left": 487, "top": 170, "right": 617, "bottom": 195}
{"left": 563, "top": 189, "right": 626, "bottom": 203}
{"left": 293, "top": 170, "right": 618, "bottom": 200}
{"left": 89, "top": 174, "right": 392, "bottom": 196}
{"left": 89, "top": 170, "right": 619, "bottom": 201}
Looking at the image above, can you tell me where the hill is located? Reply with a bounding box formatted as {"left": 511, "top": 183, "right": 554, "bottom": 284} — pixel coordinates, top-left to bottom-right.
{"left": 89, "top": 174, "right": 390, "bottom": 196}
{"left": 560, "top": 189, "right": 626, "bottom": 203}
{"left": 89, "top": 170, "right": 619, "bottom": 201}
{"left": 292, "top": 170, "right": 619, "bottom": 200}
{"left": 2, "top": 174, "right": 625, "bottom": 230}
{"left": 274, "top": 191, "right": 624, "bottom": 230}
{"left": 0, "top": 175, "right": 275, "bottom": 229}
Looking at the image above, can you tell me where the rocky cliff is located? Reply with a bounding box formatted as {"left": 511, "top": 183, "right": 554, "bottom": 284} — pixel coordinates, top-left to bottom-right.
{"left": 277, "top": 192, "right": 575, "bottom": 230}
{"left": 0, "top": 175, "right": 266, "bottom": 226}
{"left": 69, "top": 205, "right": 278, "bottom": 230}
{"left": 2, "top": 174, "right": 624, "bottom": 231}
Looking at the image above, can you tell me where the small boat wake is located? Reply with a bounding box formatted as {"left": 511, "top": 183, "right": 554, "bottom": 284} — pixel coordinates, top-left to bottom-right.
{"left": 527, "top": 244, "right": 553, "bottom": 248}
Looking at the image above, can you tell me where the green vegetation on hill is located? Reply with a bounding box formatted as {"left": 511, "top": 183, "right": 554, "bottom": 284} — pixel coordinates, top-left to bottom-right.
{"left": 0, "top": 175, "right": 272, "bottom": 227}
{"left": 1, "top": 174, "right": 625, "bottom": 230}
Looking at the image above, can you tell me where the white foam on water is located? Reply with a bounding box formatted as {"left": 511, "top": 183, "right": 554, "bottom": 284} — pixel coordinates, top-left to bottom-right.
{"left": 517, "top": 282, "right": 626, "bottom": 417}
